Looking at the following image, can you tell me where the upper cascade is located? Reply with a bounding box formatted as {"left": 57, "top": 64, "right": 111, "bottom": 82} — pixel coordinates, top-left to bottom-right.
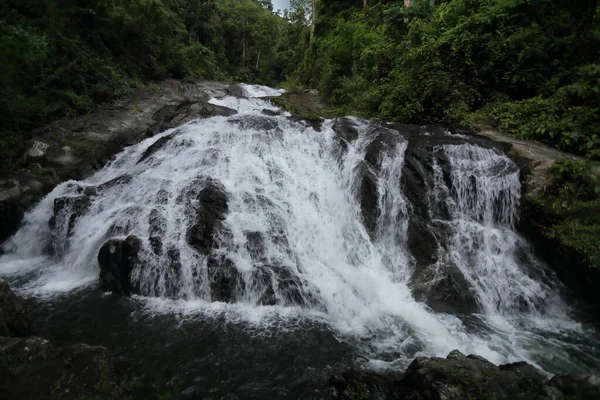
{"left": 0, "top": 85, "right": 597, "bottom": 373}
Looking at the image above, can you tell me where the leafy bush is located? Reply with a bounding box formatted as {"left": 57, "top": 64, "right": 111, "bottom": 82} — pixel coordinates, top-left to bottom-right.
{"left": 0, "top": 0, "right": 294, "bottom": 173}
{"left": 298, "top": 0, "right": 600, "bottom": 159}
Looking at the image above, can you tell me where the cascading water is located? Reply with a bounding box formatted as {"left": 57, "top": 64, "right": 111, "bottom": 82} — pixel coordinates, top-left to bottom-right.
{"left": 1, "top": 84, "right": 599, "bottom": 383}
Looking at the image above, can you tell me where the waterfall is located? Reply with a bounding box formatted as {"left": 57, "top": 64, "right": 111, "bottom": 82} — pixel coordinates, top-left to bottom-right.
{"left": 0, "top": 84, "right": 597, "bottom": 373}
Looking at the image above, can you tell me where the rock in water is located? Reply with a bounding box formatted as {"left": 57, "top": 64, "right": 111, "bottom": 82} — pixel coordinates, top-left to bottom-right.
{"left": 227, "top": 84, "right": 246, "bottom": 98}
{"left": 98, "top": 235, "right": 142, "bottom": 295}
{"left": 412, "top": 262, "right": 479, "bottom": 315}
{"left": 0, "top": 336, "right": 122, "bottom": 399}
{"left": 48, "top": 194, "right": 91, "bottom": 236}
{"left": 329, "top": 350, "right": 600, "bottom": 400}
{"left": 0, "top": 280, "right": 32, "bottom": 337}
{"left": 186, "top": 181, "right": 229, "bottom": 255}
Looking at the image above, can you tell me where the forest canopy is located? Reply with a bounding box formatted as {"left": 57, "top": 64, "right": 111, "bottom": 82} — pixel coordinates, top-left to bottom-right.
{"left": 292, "top": 0, "right": 599, "bottom": 161}
{"left": 0, "top": 0, "right": 298, "bottom": 170}
{"left": 2, "top": 0, "right": 599, "bottom": 168}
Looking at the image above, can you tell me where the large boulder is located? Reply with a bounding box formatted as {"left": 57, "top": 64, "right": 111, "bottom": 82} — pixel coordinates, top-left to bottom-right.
{"left": 186, "top": 181, "right": 229, "bottom": 256}
{"left": 397, "top": 350, "right": 547, "bottom": 400}
{"left": 0, "top": 280, "right": 31, "bottom": 337}
{"left": 98, "top": 235, "right": 142, "bottom": 295}
{"left": 329, "top": 350, "right": 600, "bottom": 400}
{"left": 230, "top": 115, "right": 279, "bottom": 131}
{"left": 227, "top": 84, "right": 246, "bottom": 98}
{"left": 207, "top": 254, "right": 243, "bottom": 303}
{"left": 137, "top": 131, "right": 178, "bottom": 163}
{"left": 412, "top": 262, "right": 479, "bottom": 315}
{"left": 167, "top": 101, "right": 237, "bottom": 129}
{"left": 48, "top": 194, "right": 91, "bottom": 237}
{"left": 0, "top": 336, "right": 122, "bottom": 400}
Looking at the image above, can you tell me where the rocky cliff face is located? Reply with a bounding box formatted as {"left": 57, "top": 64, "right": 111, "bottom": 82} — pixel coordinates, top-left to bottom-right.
{"left": 0, "top": 80, "right": 237, "bottom": 246}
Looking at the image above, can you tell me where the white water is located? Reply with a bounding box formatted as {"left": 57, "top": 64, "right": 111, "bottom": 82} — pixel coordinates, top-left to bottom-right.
{"left": 0, "top": 84, "right": 597, "bottom": 373}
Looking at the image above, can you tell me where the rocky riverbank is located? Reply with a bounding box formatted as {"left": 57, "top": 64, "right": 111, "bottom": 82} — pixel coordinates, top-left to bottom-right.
{"left": 2, "top": 279, "right": 599, "bottom": 399}
{"left": 0, "top": 80, "right": 240, "bottom": 246}
{"left": 330, "top": 351, "right": 600, "bottom": 400}
{"left": 1, "top": 280, "right": 122, "bottom": 399}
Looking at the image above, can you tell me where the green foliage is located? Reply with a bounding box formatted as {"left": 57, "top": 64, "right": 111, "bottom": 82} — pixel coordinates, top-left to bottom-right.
{"left": 532, "top": 159, "right": 600, "bottom": 269}
{"left": 550, "top": 159, "right": 600, "bottom": 202}
{"left": 297, "top": 0, "right": 600, "bottom": 160}
{"left": 0, "top": 0, "right": 293, "bottom": 173}
{"left": 345, "top": 380, "right": 371, "bottom": 400}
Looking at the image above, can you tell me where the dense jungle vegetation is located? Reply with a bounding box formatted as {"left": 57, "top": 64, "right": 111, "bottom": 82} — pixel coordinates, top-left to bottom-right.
{"left": 292, "top": 0, "right": 599, "bottom": 161}
{"left": 1, "top": 0, "right": 599, "bottom": 266}
{"left": 0, "top": 0, "right": 306, "bottom": 171}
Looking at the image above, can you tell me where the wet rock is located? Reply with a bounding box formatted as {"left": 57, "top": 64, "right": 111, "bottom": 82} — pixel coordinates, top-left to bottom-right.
{"left": 149, "top": 208, "right": 167, "bottom": 236}
{"left": 0, "top": 174, "right": 46, "bottom": 245}
{"left": 245, "top": 231, "right": 266, "bottom": 262}
{"left": 548, "top": 374, "right": 600, "bottom": 399}
{"left": 147, "top": 104, "right": 179, "bottom": 135}
{"left": 169, "top": 101, "right": 237, "bottom": 127}
{"left": 83, "top": 186, "right": 97, "bottom": 196}
{"left": 332, "top": 117, "right": 360, "bottom": 145}
{"left": 275, "top": 267, "right": 308, "bottom": 306}
{"left": 227, "top": 84, "right": 246, "bottom": 98}
{"left": 359, "top": 167, "right": 379, "bottom": 236}
{"left": 0, "top": 336, "right": 122, "bottom": 400}
{"left": 288, "top": 115, "right": 324, "bottom": 131}
{"left": 0, "top": 280, "right": 31, "bottom": 337}
{"left": 48, "top": 194, "right": 91, "bottom": 238}
{"left": 182, "top": 385, "right": 204, "bottom": 399}
{"left": 328, "top": 369, "right": 403, "bottom": 400}
{"left": 248, "top": 264, "right": 312, "bottom": 307}
{"left": 396, "top": 350, "right": 597, "bottom": 400}
{"left": 230, "top": 115, "right": 279, "bottom": 131}
{"left": 0, "top": 80, "right": 237, "bottom": 242}
{"left": 25, "top": 140, "right": 50, "bottom": 162}
{"left": 98, "top": 235, "right": 142, "bottom": 295}
{"left": 97, "top": 174, "right": 133, "bottom": 191}
{"left": 330, "top": 351, "right": 600, "bottom": 400}
{"left": 207, "top": 255, "right": 243, "bottom": 303}
{"left": 164, "top": 247, "right": 183, "bottom": 296}
{"left": 0, "top": 198, "right": 27, "bottom": 247}
{"left": 167, "top": 247, "right": 182, "bottom": 271}
{"left": 357, "top": 125, "right": 404, "bottom": 236}
{"left": 413, "top": 263, "right": 479, "bottom": 315}
{"left": 187, "top": 181, "right": 229, "bottom": 256}
{"left": 262, "top": 108, "right": 282, "bottom": 116}
{"left": 249, "top": 266, "right": 277, "bottom": 305}
{"left": 149, "top": 235, "right": 163, "bottom": 255}
{"left": 406, "top": 217, "right": 438, "bottom": 270}
{"left": 190, "top": 101, "right": 237, "bottom": 118}
{"left": 364, "top": 127, "right": 401, "bottom": 167}
{"left": 138, "top": 132, "right": 177, "bottom": 163}
{"left": 156, "top": 188, "right": 171, "bottom": 205}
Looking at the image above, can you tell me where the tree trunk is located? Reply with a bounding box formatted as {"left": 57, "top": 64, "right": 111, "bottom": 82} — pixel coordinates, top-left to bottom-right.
{"left": 256, "top": 49, "right": 261, "bottom": 69}
{"left": 242, "top": 17, "right": 246, "bottom": 67}
{"left": 363, "top": 0, "right": 368, "bottom": 11}
{"left": 310, "top": 0, "right": 316, "bottom": 40}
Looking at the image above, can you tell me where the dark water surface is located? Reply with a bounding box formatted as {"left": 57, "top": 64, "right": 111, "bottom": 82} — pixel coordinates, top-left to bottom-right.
{"left": 27, "top": 287, "right": 357, "bottom": 399}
